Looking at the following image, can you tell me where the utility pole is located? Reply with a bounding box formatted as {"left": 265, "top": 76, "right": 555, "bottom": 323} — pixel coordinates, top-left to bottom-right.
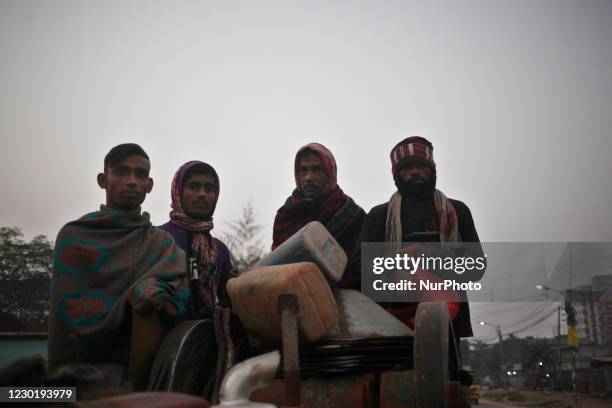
{"left": 556, "top": 305, "right": 561, "bottom": 390}
{"left": 537, "top": 283, "right": 580, "bottom": 404}
{"left": 480, "top": 321, "right": 505, "bottom": 388}
{"left": 566, "top": 300, "right": 578, "bottom": 406}
{"left": 496, "top": 324, "right": 505, "bottom": 388}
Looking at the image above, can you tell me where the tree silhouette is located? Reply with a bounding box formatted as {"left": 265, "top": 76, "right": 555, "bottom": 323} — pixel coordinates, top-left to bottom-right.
{"left": 219, "top": 201, "right": 267, "bottom": 274}
{"left": 0, "top": 227, "right": 53, "bottom": 332}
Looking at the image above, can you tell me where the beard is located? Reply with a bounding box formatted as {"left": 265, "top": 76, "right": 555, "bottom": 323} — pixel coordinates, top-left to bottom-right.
{"left": 394, "top": 174, "right": 435, "bottom": 196}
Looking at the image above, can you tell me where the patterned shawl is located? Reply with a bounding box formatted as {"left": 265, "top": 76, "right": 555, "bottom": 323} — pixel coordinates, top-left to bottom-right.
{"left": 48, "top": 205, "right": 189, "bottom": 370}
{"left": 169, "top": 160, "right": 219, "bottom": 311}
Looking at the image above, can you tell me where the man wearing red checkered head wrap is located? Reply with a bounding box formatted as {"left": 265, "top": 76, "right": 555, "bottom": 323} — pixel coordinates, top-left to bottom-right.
{"left": 353, "top": 136, "right": 485, "bottom": 338}
{"left": 272, "top": 142, "right": 366, "bottom": 288}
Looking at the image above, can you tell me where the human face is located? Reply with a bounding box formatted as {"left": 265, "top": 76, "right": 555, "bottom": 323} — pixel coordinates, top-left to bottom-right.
{"left": 398, "top": 162, "right": 432, "bottom": 186}
{"left": 97, "top": 155, "right": 153, "bottom": 211}
{"left": 181, "top": 173, "right": 217, "bottom": 219}
{"left": 297, "top": 152, "right": 328, "bottom": 200}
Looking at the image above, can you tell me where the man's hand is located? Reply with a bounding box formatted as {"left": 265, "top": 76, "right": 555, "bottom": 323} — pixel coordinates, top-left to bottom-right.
{"left": 402, "top": 243, "right": 432, "bottom": 258}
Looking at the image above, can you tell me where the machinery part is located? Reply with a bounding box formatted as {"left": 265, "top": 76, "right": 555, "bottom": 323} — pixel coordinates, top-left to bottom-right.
{"left": 448, "top": 381, "right": 471, "bottom": 408}
{"left": 148, "top": 320, "right": 217, "bottom": 398}
{"left": 414, "top": 302, "right": 450, "bottom": 408}
{"left": 278, "top": 293, "right": 302, "bottom": 407}
{"left": 78, "top": 391, "right": 211, "bottom": 407}
{"left": 249, "top": 336, "right": 414, "bottom": 378}
{"left": 222, "top": 307, "right": 236, "bottom": 373}
{"left": 215, "top": 351, "right": 281, "bottom": 408}
{"left": 301, "top": 374, "right": 377, "bottom": 408}
{"left": 297, "top": 337, "right": 413, "bottom": 377}
{"left": 326, "top": 290, "right": 414, "bottom": 339}
{"left": 212, "top": 308, "right": 227, "bottom": 403}
{"left": 251, "top": 374, "right": 377, "bottom": 408}
{"left": 379, "top": 370, "right": 416, "bottom": 408}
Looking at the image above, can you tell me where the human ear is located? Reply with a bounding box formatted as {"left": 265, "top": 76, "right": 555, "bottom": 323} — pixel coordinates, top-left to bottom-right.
{"left": 146, "top": 178, "right": 153, "bottom": 194}
{"left": 97, "top": 173, "right": 107, "bottom": 189}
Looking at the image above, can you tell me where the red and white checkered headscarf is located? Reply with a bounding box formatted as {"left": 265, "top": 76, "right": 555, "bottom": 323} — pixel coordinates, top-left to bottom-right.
{"left": 390, "top": 136, "right": 436, "bottom": 176}
{"left": 294, "top": 143, "right": 338, "bottom": 194}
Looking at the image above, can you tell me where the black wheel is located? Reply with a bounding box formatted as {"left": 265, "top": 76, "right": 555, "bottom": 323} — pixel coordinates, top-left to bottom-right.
{"left": 147, "top": 319, "right": 217, "bottom": 398}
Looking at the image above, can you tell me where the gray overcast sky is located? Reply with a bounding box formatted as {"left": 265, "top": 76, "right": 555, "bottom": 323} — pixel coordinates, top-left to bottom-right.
{"left": 1, "top": 0, "right": 611, "bottom": 339}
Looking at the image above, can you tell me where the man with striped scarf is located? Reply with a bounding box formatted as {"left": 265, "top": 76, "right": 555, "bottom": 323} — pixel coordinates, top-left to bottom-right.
{"left": 356, "top": 136, "right": 484, "bottom": 339}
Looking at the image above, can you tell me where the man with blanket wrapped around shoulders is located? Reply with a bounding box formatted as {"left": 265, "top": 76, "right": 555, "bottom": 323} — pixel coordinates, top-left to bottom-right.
{"left": 272, "top": 143, "right": 366, "bottom": 288}
{"left": 48, "top": 143, "right": 189, "bottom": 390}
{"left": 355, "top": 136, "right": 485, "bottom": 339}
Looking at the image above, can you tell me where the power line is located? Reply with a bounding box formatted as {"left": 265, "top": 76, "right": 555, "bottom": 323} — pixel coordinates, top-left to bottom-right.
{"left": 470, "top": 302, "right": 559, "bottom": 342}
{"left": 501, "top": 303, "right": 557, "bottom": 333}
{"left": 505, "top": 306, "right": 559, "bottom": 336}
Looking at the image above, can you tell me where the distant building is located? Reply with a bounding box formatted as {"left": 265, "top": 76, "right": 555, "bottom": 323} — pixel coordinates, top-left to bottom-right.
{"left": 571, "top": 285, "right": 599, "bottom": 344}
{"left": 558, "top": 276, "right": 612, "bottom": 349}
{"left": 545, "top": 243, "right": 612, "bottom": 349}
{"left": 591, "top": 275, "right": 612, "bottom": 347}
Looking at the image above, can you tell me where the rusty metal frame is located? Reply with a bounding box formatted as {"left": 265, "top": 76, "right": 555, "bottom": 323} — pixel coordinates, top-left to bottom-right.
{"left": 278, "top": 293, "right": 302, "bottom": 407}
{"left": 414, "top": 301, "right": 450, "bottom": 408}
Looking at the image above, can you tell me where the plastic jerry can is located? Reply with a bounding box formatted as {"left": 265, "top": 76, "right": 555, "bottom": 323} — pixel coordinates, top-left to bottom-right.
{"left": 256, "top": 221, "right": 347, "bottom": 282}
{"left": 227, "top": 262, "right": 337, "bottom": 343}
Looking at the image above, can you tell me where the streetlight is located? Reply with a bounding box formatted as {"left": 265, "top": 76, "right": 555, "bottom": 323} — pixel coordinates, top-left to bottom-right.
{"left": 536, "top": 284, "right": 565, "bottom": 298}
{"left": 480, "top": 320, "right": 505, "bottom": 388}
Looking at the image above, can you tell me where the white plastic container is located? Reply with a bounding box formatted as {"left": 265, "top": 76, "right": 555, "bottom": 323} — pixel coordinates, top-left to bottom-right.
{"left": 256, "top": 221, "right": 347, "bottom": 283}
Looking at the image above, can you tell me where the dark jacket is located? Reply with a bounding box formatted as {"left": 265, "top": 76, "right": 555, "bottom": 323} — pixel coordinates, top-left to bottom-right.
{"left": 159, "top": 221, "right": 234, "bottom": 307}
{"left": 348, "top": 198, "right": 484, "bottom": 338}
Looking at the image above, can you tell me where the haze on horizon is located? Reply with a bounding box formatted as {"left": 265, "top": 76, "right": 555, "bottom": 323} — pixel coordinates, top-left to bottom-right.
{"left": 1, "top": 0, "right": 611, "bottom": 340}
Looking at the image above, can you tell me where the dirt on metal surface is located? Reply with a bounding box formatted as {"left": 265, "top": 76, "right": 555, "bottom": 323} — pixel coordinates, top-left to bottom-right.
{"left": 251, "top": 374, "right": 378, "bottom": 408}
{"left": 279, "top": 293, "right": 302, "bottom": 407}
{"left": 414, "top": 302, "right": 450, "bottom": 408}
{"left": 379, "top": 370, "right": 416, "bottom": 408}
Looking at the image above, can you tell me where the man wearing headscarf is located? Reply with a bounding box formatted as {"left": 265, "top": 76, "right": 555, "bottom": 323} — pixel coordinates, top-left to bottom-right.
{"left": 160, "top": 161, "right": 235, "bottom": 317}
{"left": 272, "top": 143, "right": 366, "bottom": 288}
{"left": 355, "top": 136, "right": 485, "bottom": 338}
